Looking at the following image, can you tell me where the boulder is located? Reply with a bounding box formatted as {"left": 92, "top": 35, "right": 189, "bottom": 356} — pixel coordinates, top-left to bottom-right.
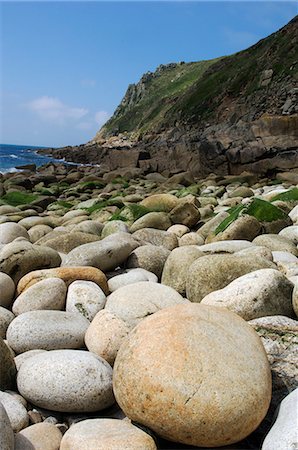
{"left": 0, "top": 241, "right": 61, "bottom": 284}
{"left": 201, "top": 269, "right": 294, "bottom": 320}
{"left": 0, "top": 272, "right": 15, "bottom": 308}
{"left": 140, "top": 194, "right": 179, "bottom": 212}
{"left": 126, "top": 244, "right": 170, "bottom": 278}
{"left": 253, "top": 234, "right": 298, "bottom": 256}
{"left": 15, "top": 422, "right": 63, "bottom": 450}
{"left": 36, "top": 231, "right": 101, "bottom": 253}
{"left": 262, "top": 389, "right": 298, "bottom": 450}
{"left": 186, "top": 254, "right": 274, "bottom": 302}
{"left": 108, "top": 268, "right": 158, "bottom": 292}
{"left": 0, "top": 401, "right": 14, "bottom": 450}
{"left": 62, "top": 233, "right": 139, "bottom": 271}
{"left": 132, "top": 228, "right": 178, "bottom": 250}
{"left": 0, "top": 307, "right": 14, "bottom": 339}
{"left": 0, "top": 223, "right": 29, "bottom": 245}
{"left": 0, "top": 390, "right": 29, "bottom": 432}
{"left": 105, "top": 281, "right": 186, "bottom": 330}
{"left": 17, "top": 350, "right": 114, "bottom": 412}
{"left": 60, "top": 418, "right": 157, "bottom": 450}
{"left": 17, "top": 266, "right": 108, "bottom": 295}
{"left": 161, "top": 246, "right": 204, "bottom": 296}
{"left": 0, "top": 338, "right": 16, "bottom": 390}
{"left": 12, "top": 278, "right": 67, "bottom": 315}
{"left": 7, "top": 310, "right": 90, "bottom": 353}
{"left": 113, "top": 303, "right": 271, "bottom": 447}
{"left": 66, "top": 280, "right": 106, "bottom": 321}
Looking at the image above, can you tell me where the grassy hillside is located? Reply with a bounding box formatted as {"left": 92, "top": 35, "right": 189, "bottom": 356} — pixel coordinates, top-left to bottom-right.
{"left": 98, "top": 16, "right": 297, "bottom": 139}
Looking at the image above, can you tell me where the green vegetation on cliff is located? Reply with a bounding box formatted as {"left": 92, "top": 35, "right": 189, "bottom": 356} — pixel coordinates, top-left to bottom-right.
{"left": 97, "top": 16, "right": 297, "bottom": 139}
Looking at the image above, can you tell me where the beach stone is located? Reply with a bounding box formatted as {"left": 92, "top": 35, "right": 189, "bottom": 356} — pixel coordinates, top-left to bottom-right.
{"left": 249, "top": 315, "right": 298, "bottom": 408}
{"left": 62, "top": 232, "right": 139, "bottom": 271}
{"left": 17, "top": 266, "right": 108, "bottom": 295}
{"left": 292, "top": 280, "right": 298, "bottom": 316}
{"left": 60, "top": 418, "right": 157, "bottom": 450}
{"left": 7, "top": 310, "right": 89, "bottom": 353}
{"left": 17, "top": 350, "right": 114, "bottom": 412}
{"left": 18, "top": 216, "right": 52, "bottom": 230}
{"left": 113, "top": 303, "right": 272, "bottom": 448}
{"left": 289, "top": 204, "right": 298, "bottom": 222}
{"left": 15, "top": 422, "right": 63, "bottom": 450}
{"left": 101, "top": 221, "right": 129, "bottom": 238}
{"left": 0, "top": 338, "right": 16, "bottom": 390}
{"left": 178, "top": 232, "right": 205, "bottom": 246}
{"left": 0, "top": 273, "right": 15, "bottom": 308}
{"left": 201, "top": 269, "right": 294, "bottom": 320}
{"left": 105, "top": 281, "right": 186, "bottom": 330}
{"left": 132, "top": 228, "right": 178, "bottom": 250}
{"left": 28, "top": 224, "right": 53, "bottom": 243}
{"left": 198, "top": 240, "right": 254, "bottom": 254}
{"left": 0, "top": 241, "right": 61, "bottom": 284}
{"left": 140, "top": 193, "right": 179, "bottom": 212}
{"left": 0, "top": 390, "right": 29, "bottom": 432}
{"left": 126, "top": 244, "right": 170, "bottom": 278}
{"left": 197, "top": 211, "right": 229, "bottom": 239}
{"left": 0, "top": 205, "right": 20, "bottom": 215}
{"left": 14, "top": 349, "right": 47, "bottom": 371}
{"left": 211, "top": 215, "right": 261, "bottom": 242}
{"left": 236, "top": 246, "right": 273, "bottom": 261}
{"left": 253, "top": 234, "right": 298, "bottom": 256}
{"left": 85, "top": 310, "right": 129, "bottom": 366}
{"left": 279, "top": 225, "right": 298, "bottom": 245}
{"left": 229, "top": 186, "right": 254, "bottom": 198}
{"left": 262, "top": 389, "right": 298, "bottom": 450}
{"left": 161, "top": 246, "right": 204, "bottom": 296}
{"left": 72, "top": 220, "right": 104, "bottom": 236}
{"left": 37, "top": 231, "right": 101, "bottom": 253}
{"left": 186, "top": 254, "right": 275, "bottom": 302}
{"left": 169, "top": 201, "right": 200, "bottom": 227}
{"left": 66, "top": 280, "right": 106, "bottom": 321}
{"left": 0, "top": 307, "right": 14, "bottom": 339}
{"left": 62, "top": 209, "right": 88, "bottom": 221}
{"left": 130, "top": 212, "right": 171, "bottom": 232}
{"left": 108, "top": 268, "right": 158, "bottom": 292}
{"left": 0, "top": 222, "right": 29, "bottom": 245}
{"left": 0, "top": 401, "right": 14, "bottom": 450}
{"left": 12, "top": 278, "right": 67, "bottom": 315}
{"left": 167, "top": 224, "right": 189, "bottom": 237}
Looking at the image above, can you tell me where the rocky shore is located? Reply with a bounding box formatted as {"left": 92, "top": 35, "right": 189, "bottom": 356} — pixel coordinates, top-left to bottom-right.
{"left": 0, "top": 162, "right": 297, "bottom": 449}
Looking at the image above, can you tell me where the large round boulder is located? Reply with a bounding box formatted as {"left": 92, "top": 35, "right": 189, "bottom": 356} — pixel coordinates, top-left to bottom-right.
{"left": 113, "top": 303, "right": 272, "bottom": 447}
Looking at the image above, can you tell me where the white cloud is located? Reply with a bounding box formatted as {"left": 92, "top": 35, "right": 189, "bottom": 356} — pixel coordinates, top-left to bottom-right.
{"left": 81, "top": 79, "right": 96, "bottom": 88}
{"left": 95, "top": 110, "right": 110, "bottom": 126}
{"left": 26, "top": 96, "right": 88, "bottom": 123}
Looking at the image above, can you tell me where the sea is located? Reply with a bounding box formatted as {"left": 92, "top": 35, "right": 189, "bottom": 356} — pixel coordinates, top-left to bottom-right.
{"left": 0, "top": 144, "right": 65, "bottom": 174}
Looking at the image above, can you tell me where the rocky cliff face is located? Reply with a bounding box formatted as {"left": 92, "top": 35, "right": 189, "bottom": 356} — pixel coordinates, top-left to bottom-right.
{"left": 46, "top": 17, "right": 298, "bottom": 177}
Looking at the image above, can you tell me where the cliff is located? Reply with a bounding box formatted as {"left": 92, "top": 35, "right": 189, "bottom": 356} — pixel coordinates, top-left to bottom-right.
{"left": 45, "top": 16, "right": 298, "bottom": 177}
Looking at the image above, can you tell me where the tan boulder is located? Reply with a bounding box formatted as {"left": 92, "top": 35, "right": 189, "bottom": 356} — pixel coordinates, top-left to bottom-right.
{"left": 113, "top": 303, "right": 271, "bottom": 447}
{"left": 17, "top": 266, "right": 108, "bottom": 295}
{"left": 15, "top": 422, "right": 62, "bottom": 450}
{"left": 140, "top": 193, "right": 179, "bottom": 212}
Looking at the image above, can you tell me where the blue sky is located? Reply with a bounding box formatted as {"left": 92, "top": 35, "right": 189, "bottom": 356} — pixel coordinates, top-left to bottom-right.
{"left": 1, "top": 1, "right": 297, "bottom": 147}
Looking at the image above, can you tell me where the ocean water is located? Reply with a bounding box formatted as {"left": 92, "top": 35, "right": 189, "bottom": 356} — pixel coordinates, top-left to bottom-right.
{"left": 0, "top": 144, "right": 61, "bottom": 174}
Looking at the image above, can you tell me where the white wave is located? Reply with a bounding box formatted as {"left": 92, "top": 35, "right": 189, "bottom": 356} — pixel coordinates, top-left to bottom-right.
{"left": 9, "top": 154, "right": 19, "bottom": 159}
{"left": 0, "top": 167, "right": 22, "bottom": 174}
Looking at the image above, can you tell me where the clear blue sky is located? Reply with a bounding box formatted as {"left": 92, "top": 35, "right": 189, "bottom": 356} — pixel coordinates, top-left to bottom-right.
{"left": 1, "top": 1, "right": 297, "bottom": 147}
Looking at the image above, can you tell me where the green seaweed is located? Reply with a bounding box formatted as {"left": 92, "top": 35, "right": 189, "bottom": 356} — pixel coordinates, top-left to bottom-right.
{"left": 270, "top": 188, "right": 298, "bottom": 203}
{"left": 215, "top": 204, "right": 245, "bottom": 235}
{"left": 1, "top": 191, "right": 39, "bottom": 206}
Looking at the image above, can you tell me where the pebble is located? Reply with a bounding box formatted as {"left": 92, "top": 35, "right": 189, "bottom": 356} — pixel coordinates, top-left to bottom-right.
{"left": 17, "top": 350, "right": 114, "bottom": 412}
{"left": 0, "top": 338, "right": 17, "bottom": 390}
{"left": 113, "top": 303, "right": 272, "bottom": 447}
{"left": 14, "top": 349, "right": 47, "bottom": 371}
{"left": 132, "top": 228, "right": 178, "bottom": 250}
{"left": 66, "top": 280, "right": 106, "bottom": 321}
{"left": 7, "top": 310, "right": 90, "bottom": 353}
{"left": 253, "top": 234, "right": 298, "bottom": 256}
{"left": 0, "top": 307, "right": 14, "bottom": 339}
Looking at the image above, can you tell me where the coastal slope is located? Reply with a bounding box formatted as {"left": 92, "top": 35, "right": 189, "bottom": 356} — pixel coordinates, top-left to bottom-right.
{"left": 44, "top": 16, "right": 298, "bottom": 176}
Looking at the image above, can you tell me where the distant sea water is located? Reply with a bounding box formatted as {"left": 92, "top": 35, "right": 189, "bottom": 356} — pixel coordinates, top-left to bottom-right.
{"left": 0, "top": 144, "right": 61, "bottom": 174}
